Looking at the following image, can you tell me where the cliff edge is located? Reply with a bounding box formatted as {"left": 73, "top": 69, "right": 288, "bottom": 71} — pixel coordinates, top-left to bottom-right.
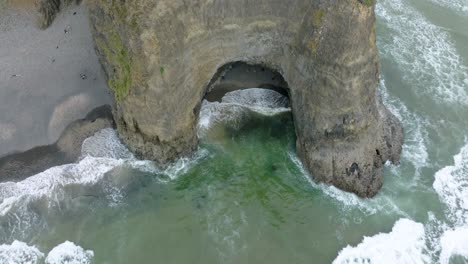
{"left": 83, "top": 0, "right": 403, "bottom": 197}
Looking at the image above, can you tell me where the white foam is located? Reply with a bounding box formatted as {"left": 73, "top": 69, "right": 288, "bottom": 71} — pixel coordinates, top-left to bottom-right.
{"left": 81, "top": 128, "right": 134, "bottom": 159}
{"left": 428, "top": 0, "right": 468, "bottom": 14}
{"left": 221, "top": 88, "right": 289, "bottom": 109}
{"left": 0, "top": 156, "right": 130, "bottom": 240}
{"left": 45, "top": 241, "right": 94, "bottom": 264}
{"left": 287, "top": 152, "right": 409, "bottom": 217}
{"left": 433, "top": 140, "right": 468, "bottom": 226}
{"left": 333, "top": 219, "right": 430, "bottom": 264}
{"left": 0, "top": 241, "right": 44, "bottom": 264}
{"left": 0, "top": 156, "right": 126, "bottom": 216}
{"left": 0, "top": 128, "right": 208, "bottom": 241}
{"left": 198, "top": 101, "right": 251, "bottom": 132}
{"left": 377, "top": 0, "right": 468, "bottom": 104}
{"left": 439, "top": 227, "right": 468, "bottom": 264}
{"left": 379, "top": 80, "right": 429, "bottom": 177}
{"left": 432, "top": 141, "right": 468, "bottom": 262}
{"left": 159, "top": 148, "right": 210, "bottom": 181}
{"left": 198, "top": 88, "right": 290, "bottom": 135}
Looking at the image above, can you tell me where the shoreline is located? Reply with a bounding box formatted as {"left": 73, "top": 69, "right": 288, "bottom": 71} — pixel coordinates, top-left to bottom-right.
{"left": 0, "top": 105, "right": 115, "bottom": 182}
{"left": 0, "top": 2, "right": 111, "bottom": 157}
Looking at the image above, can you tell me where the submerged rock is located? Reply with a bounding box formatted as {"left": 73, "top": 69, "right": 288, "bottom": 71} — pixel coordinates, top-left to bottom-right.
{"left": 87, "top": 0, "right": 403, "bottom": 197}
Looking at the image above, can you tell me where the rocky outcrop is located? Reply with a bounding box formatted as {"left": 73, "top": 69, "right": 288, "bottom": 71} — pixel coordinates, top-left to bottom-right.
{"left": 35, "top": 0, "right": 81, "bottom": 28}
{"left": 0, "top": 105, "right": 114, "bottom": 182}
{"left": 87, "top": 0, "right": 403, "bottom": 197}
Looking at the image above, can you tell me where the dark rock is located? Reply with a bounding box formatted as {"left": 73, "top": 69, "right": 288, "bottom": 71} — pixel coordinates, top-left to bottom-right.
{"left": 88, "top": 0, "right": 403, "bottom": 197}
{"left": 0, "top": 105, "right": 115, "bottom": 182}
{"left": 35, "top": 0, "right": 82, "bottom": 29}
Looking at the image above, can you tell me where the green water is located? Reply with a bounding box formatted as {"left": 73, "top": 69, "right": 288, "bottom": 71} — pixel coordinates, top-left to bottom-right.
{"left": 26, "top": 113, "right": 409, "bottom": 263}
{"left": 1, "top": 0, "right": 468, "bottom": 263}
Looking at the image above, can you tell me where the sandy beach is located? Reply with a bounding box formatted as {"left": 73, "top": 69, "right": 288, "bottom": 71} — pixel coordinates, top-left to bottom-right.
{"left": 0, "top": 1, "right": 111, "bottom": 157}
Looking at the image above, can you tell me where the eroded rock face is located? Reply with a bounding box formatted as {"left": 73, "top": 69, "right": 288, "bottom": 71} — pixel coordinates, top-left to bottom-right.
{"left": 35, "top": 0, "right": 81, "bottom": 28}
{"left": 0, "top": 105, "right": 114, "bottom": 182}
{"left": 87, "top": 0, "right": 403, "bottom": 197}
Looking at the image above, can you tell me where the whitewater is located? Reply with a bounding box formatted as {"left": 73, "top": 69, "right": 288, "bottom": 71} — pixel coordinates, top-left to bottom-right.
{"left": 1, "top": 0, "right": 468, "bottom": 263}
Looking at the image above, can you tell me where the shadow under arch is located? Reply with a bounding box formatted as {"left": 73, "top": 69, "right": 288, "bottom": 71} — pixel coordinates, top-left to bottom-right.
{"left": 203, "top": 61, "right": 291, "bottom": 103}
{"left": 197, "top": 61, "right": 297, "bottom": 146}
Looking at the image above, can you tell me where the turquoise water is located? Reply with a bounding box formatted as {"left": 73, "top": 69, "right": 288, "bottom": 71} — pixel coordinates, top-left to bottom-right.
{"left": 1, "top": 0, "right": 468, "bottom": 263}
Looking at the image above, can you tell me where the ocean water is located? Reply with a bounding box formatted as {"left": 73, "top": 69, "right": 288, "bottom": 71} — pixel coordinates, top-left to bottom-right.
{"left": 1, "top": 0, "right": 468, "bottom": 263}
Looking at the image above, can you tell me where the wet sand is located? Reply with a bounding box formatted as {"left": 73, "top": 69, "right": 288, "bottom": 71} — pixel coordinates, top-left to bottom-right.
{"left": 0, "top": 1, "right": 111, "bottom": 157}
{"left": 0, "top": 105, "right": 114, "bottom": 182}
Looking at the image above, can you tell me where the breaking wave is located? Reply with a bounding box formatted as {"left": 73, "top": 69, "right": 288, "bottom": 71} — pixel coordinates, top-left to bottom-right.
{"left": 332, "top": 140, "right": 468, "bottom": 263}
{"left": 428, "top": 0, "right": 468, "bottom": 14}
{"left": 288, "top": 152, "right": 409, "bottom": 218}
{"left": 45, "top": 241, "right": 94, "bottom": 264}
{"left": 0, "top": 128, "right": 208, "bottom": 242}
{"left": 198, "top": 88, "right": 290, "bottom": 136}
{"left": 433, "top": 141, "right": 468, "bottom": 263}
{"left": 379, "top": 80, "right": 429, "bottom": 180}
{"left": 0, "top": 240, "right": 93, "bottom": 264}
{"left": 333, "top": 219, "right": 430, "bottom": 264}
{"left": 334, "top": 0, "right": 468, "bottom": 261}
{"left": 0, "top": 241, "right": 44, "bottom": 264}
{"left": 376, "top": 0, "right": 468, "bottom": 104}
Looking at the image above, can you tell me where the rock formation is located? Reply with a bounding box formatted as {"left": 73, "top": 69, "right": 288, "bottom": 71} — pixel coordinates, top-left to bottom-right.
{"left": 35, "top": 0, "right": 81, "bottom": 28}
{"left": 0, "top": 105, "right": 114, "bottom": 182}
{"left": 83, "top": 0, "right": 403, "bottom": 197}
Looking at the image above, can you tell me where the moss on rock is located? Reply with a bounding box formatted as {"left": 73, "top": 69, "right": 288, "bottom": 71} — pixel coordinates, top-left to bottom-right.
{"left": 95, "top": 32, "right": 132, "bottom": 101}
{"left": 312, "top": 10, "right": 325, "bottom": 27}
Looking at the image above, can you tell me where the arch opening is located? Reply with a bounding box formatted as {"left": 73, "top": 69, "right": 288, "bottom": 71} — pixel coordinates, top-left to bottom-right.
{"left": 197, "top": 61, "right": 295, "bottom": 141}
{"left": 204, "top": 61, "right": 290, "bottom": 102}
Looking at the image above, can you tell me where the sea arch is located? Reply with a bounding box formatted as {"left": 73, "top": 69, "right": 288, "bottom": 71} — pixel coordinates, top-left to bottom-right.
{"left": 88, "top": 0, "right": 403, "bottom": 197}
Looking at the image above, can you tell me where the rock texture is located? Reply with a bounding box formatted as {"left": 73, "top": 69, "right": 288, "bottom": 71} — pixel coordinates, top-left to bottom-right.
{"left": 0, "top": 105, "right": 114, "bottom": 182}
{"left": 35, "top": 0, "right": 81, "bottom": 28}
{"left": 87, "top": 0, "right": 403, "bottom": 197}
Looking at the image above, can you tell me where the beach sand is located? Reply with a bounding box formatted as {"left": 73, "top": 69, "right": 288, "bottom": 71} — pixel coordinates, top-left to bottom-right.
{"left": 0, "top": 1, "right": 111, "bottom": 157}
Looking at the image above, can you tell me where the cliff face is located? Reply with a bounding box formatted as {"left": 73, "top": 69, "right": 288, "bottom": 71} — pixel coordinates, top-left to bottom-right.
{"left": 35, "top": 0, "right": 82, "bottom": 28}
{"left": 87, "top": 0, "right": 403, "bottom": 197}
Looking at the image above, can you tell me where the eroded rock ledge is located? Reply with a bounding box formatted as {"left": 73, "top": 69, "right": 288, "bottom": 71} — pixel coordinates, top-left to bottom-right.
{"left": 82, "top": 0, "right": 403, "bottom": 197}
{"left": 35, "top": 0, "right": 81, "bottom": 28}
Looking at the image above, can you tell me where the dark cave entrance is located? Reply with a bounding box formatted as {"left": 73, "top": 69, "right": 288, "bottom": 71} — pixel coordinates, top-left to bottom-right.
{"left": 204, "top": 61, "right": 290, "bottom": 103}
{"left": 199, "top": 61, "right": 296, "bottom": 142}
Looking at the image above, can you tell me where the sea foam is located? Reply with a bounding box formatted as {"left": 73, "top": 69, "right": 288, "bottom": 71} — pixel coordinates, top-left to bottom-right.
{"left": 0, "top": 240, "right": 94, "bottom": 264}
{"left": 439, "top": 227, "right": 468, "bottom": 264}
{"left": 428, "top": 0, "right": 468, "bottom": 14}
{"left": 198, "top": 88, "right": 290, "bottom": 135}
{"left": 433, "top": 140, "right": 468, "bottom": 226}
{"left": 333, "top": 219, "right": 430, "bottom": 264}
{"left": 0, "top": 241, "right": 44, "bottom": 264}
{"left": 288, "top": 152, "right": 408, "bottom": 218}
{"left": 377, "top": 0, "right": 468, "bottom": 104}
{"left": 379, "top": 80, "right": 429, "bottom": 180}
{"left": 433, "top": 141, "right": 468, "bottom": 263}
{"left": 45, "top": 241, "right": 94, "bottom": 264}
{"left": 0, "top": 128, "right": 207, "bottom": 241}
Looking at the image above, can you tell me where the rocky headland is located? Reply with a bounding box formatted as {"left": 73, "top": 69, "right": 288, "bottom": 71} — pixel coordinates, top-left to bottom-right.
{"left": 3, "top": 0, "right": 404, "bottom": 197}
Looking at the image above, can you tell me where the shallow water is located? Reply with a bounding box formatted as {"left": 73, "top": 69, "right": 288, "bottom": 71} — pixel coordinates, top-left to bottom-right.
{"left": 1, "top": 0, "right": 468, "bottom": 263}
